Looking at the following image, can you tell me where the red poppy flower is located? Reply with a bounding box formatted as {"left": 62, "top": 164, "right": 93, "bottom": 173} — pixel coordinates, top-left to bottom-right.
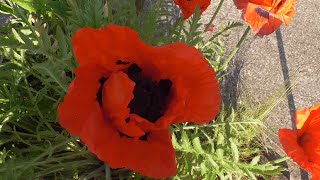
{"left": 279, "top": 104, "right": 320, "bottom": 180}
{"left": 58, "top": 25, "right": 221, "bottom": 178}
{"left": 205, "top": 23, "right": 216, "bottom": 32}
{"left": 174, "top": 0, "right": 211, "bottom": 19}
{"left": 234, "top": 0, "right": 298, "bottom": 36}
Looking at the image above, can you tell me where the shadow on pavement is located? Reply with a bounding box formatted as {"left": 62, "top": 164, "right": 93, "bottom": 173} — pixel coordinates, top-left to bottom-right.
{"left": 276, "top": 28, "right": 309, "bottom": 180}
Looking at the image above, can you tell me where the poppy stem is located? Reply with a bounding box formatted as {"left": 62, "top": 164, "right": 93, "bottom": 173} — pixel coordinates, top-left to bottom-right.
{"left": 204, "top": 0, "right": 225, "bottom": 32}
{"left": 105, "top": 163, "right": 111, "bottom": 180}
{"left": 220, "top": 25, "right": 251, "bottom": 71}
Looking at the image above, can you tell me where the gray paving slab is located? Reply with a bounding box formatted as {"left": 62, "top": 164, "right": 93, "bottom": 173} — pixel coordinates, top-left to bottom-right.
{"left": 200, "top": 0, "right": 320, "bottom": 179}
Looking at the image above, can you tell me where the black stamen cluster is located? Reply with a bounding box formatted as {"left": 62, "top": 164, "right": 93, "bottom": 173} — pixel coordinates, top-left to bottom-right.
{"left": 96, "top": 62, "right": 172, "bottom": 141}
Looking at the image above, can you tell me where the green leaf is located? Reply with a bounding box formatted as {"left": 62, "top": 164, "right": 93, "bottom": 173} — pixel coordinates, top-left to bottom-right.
{"left": 39, "top": 28, "right": 51, "bottom": 52}
{"left": 12, "top": 0, "right": 67, "bottom": 17}
{"left": 12, "top": 0, "right": 43, "bottom": 13}
{"left": 18, "top": 31, "right": 35, "bottom": 47}
{"left": 32, "top": 60, "right": 68, "bottom": 93}
{"left": 206, "top": 154, "right": 218, "bottom": 168}
{"left": 181, "top": 128, "right": 191, "bottom": 150}
{"left": 46, "top": 1, "right": 69, "bottom": 18}
{"left": 244, "top": 169, "right": 257, "bottom": 180}
{"left": 33, "top": 87, "right": 48, "bottom": 105}
{"left": 0, "top": 2, "right": 13, "bottom": 14}
{"left": 11, "top": 28, "right": 24, "bottom": 44}
{"left": 229, "top": 138, "right": 239, "bottom": 162}
{"left": 250, "top": 155, "right": 260, "bottom": 165}
{"left": 192, "top": 137, "right": 204, "bottom": 154}
{"left": 56, "top": 26, "right": 68, "bottom": 58}
{"left": 225, "top": 121, "right": 231, "bottom": 142}
{"left": 172, "top": 132, "right": 181, "bottom": 149}
{"left": 216, "top": 133, "right": 224, "bottom": 159}
{"left": 0, "top": 36, "right": 21, "bottom": 48}
{"left": 200, "top": 163, "right": 207, "bottom": 176}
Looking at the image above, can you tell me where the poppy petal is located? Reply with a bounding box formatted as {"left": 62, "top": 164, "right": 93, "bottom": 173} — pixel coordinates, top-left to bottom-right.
{"left": 298, "top": 132, "right": 320, "bottom": 165}
{"left": 251, "top": 0, "right": 273, "bottom": 7}
{"left": 308, "top": 108, "right": 320, "bottom": 126}
{"left": 149, "top": 43, "right": 221, "bottom": 124}
{"left": 58, "top": 64, "right": 109, "bottom": 135}
{"left": 296, "top": 105, "right": 320, "bottom": 129}
{"left": 174, "top": 0, "right": 211, "bottom": 19}
{"left": 102, "top": 72, "right": 135, "bottom": 125}
{"left": 59, "top": 76, "right": 176, "bottom": 178}
{"left": 256, "top": 15, "right": 283, "bottom": 36}
{"left": 280, "top": 6, "right": 296, "bottom": 25}
{"left": 280, "top": 105, "right": 320, "bottom": 179}
{"left": 111, "top": 130, "right": 177, "bottom": 178}
{"left": 72, "top": 25, "right": 149, "bottom": 71}
{"left": 80, "top": 108, "right": 177, "bottom": 178}
{"left": 234, "top": 0, "right": 273, "bottom": 9}
{"left": 276, "top": 0, "right": 296, "bottom": 15}
{"left": 101, "top": 71, "right": 146, "bottom": 137}
{"left": 278, "top": 129, "right": 313, "bottom": 172}
{"left": 235, "top": 0, "right": 297, "bottom": 36}
{"left": 296, "top": 105, "right": 320, "bottom": 136}
{"left": 310, "top": 165, "right": 320, "bottom": 180}
{"left": 233, "top": 0, "right": 248, "bottom": 9}
{"left": 242, "top": 3, "right": 270, "bottom": 34}
{"left": 130, "top": 114, "right": 158, "bottom": 132}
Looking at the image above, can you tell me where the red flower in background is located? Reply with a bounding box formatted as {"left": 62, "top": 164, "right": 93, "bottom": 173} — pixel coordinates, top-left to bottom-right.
{"left": 234, "top": 0, "right": 298, "bottom": 36}
{"left": 279, "top": 105, "right": 320, "bottom": 180}
{"left": 174, "top": 0, "right": 211, "bottom": 19}
{"left": 205, "top": 23, "right": 216, "bottom": 32}
{"left": 58, "top": 25, "right": 221, "bottom": 178}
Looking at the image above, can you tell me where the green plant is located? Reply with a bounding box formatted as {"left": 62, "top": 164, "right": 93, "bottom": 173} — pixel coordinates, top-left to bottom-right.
{"left": 172, "top": 105, "right": 286, "bottom": 180}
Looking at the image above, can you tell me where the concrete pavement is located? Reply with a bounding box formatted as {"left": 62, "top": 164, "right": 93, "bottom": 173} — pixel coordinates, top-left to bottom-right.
{"left": 201, "top": 0, "right": 320, "bottom": 179}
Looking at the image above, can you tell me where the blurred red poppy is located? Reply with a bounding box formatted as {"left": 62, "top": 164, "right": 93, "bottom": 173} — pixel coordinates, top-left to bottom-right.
{"left": 279, "top": 104, "right": 320, "bottom": 180}
{"left": 58, "top": 25, "right": 221, "bottom": 178}
{"left": 205, "top": 23, "right": 216, "bottom": 32}
{"left": 234, "top": 0, "right": 298, "bottom": 36}
{"left": 174, "top": 0, "right": 211, "bottom": 19}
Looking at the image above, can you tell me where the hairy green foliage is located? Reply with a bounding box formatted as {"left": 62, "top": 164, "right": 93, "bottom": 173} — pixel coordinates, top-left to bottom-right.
{"left": 173, "top": 106, "right": 286, "bottom": 180}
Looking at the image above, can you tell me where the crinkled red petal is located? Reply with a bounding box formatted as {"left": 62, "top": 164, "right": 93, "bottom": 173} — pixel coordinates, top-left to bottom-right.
{"left": 72, "top": 25, "right": 149, "bottom": 71}
{"left": 58, "top": 64, "right": 109, "bottom": 135}
{"left": 79, "top": 108, "right": 177, "bottom": 178}
{"left": 296, "top": 105, "right": 320, "bottom": 136}
{"left": 278, "top": 129, "right": 313, "bottom": 172}
{"left": 236, "top": 0, "right": 297, "bottom": 36}
{"left": 102, "top": 71, "right": 145, "bottom": 137}
{"left": 148, "top": 43, "right": 221, "bottom": 125}
{"left": 174, "top": 0, "right": 211, "bottom": 19}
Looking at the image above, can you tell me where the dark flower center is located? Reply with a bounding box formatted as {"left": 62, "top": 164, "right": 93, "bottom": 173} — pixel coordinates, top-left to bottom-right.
{"left": 127, "top": 64, "right": 172, "bottom": 123}
{"left": 96, "top": 63, "right": 172, "bottom": 140}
